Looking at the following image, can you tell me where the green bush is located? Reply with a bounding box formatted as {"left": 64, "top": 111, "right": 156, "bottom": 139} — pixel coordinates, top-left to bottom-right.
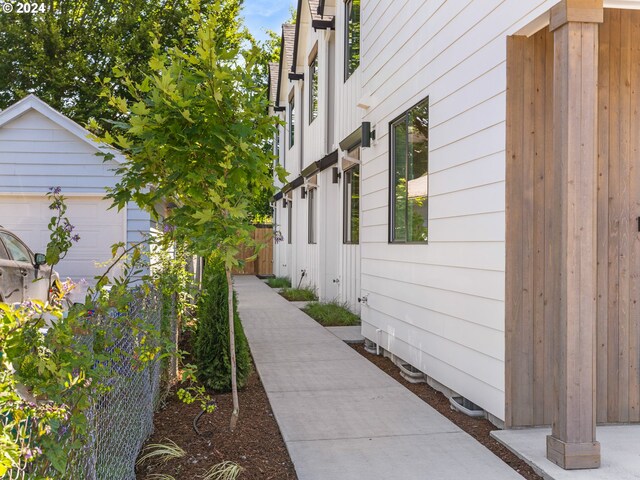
{"left": 279, "top": 287, "right": 318, "bottom": 301}
{"left": 194, "top": 256, "right": 251, "bottom": 392}
{"left": 266, "top": 276, "right": 291, "bottom": 288}
{"left": 302, "top": 301, "right": 361, "bottom": 327}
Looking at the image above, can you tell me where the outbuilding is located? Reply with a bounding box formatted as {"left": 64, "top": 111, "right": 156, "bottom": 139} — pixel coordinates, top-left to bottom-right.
{"left": 0, "top": 95, "right": 149, "bottom": 282}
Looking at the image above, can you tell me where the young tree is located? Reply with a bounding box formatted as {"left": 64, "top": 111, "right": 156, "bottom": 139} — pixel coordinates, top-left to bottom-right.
{"left": 95, "top": 0, "right": 284, "bottom": 430}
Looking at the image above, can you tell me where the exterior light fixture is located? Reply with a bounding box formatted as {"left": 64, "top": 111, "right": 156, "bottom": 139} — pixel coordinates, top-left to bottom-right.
{"left": 332, "top": 167, "right": 341, "bottom": 184}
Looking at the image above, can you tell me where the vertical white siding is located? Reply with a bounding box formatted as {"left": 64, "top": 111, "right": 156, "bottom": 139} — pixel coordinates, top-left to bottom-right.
{"left": 359, "top": 0, "right": 559, "bottom": 421}
{"left": 318, "top": 169, "right": 340, "bottom": 301}
{"left": 334, "top": 2, "right": 363, "bottom": 143}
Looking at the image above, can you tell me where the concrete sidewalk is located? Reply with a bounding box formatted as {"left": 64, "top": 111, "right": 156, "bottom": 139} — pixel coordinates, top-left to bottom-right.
{"left": 234, "top": 276, "right": 521, "bottom": 480}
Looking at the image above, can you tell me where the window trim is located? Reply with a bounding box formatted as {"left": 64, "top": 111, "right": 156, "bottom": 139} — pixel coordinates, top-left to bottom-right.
{"left": 287, "top": 200, "right": 293, "bottom": 244}
{"left": 308, "top": 187, "right": 317, "bottom": 244}
{"left": 344, "top": 0, "right": 360, "bottom": 81}
{"left": 288, "top": 89, "right": 295, "bottom": 149}
{"left": 388, "top": 96, "right": 430, "bottom": 244}
{"left": 343, "top": 145, "right": 360, "bottom": 245}
{"left": 309, "top": 52, "right": 319, "bottom": 125}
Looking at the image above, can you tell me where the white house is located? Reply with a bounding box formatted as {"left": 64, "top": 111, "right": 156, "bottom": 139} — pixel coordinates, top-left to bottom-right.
{"left": 272, "top": 0, "right": 640, "bottom": 471}
{"left": 0, "top": 95, "right": 150, "bottom": 283}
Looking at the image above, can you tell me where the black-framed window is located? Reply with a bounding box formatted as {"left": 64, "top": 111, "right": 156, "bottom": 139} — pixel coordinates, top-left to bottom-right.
{"left": 275, "top": 127, "right": 280, "bottom": 163}
{"left": 390, "top": 97, "right": 429, "bottom": 243}
{"left": 344, "top": 0, "right": 360, "bottom": 80}
{"left": 343, "top": 147, "right": 360, "bottom": 244}
{"left": 287, "top": 200, "right": 293, "bottom": 244}
{"left": 289, "top": 93, "right": 295, "bottom": 149}
{"left": 309, "top": 54, "right": 319, "bottom": 124}
{"left": 308, "top": 188, "right": 317, "bottom": 244}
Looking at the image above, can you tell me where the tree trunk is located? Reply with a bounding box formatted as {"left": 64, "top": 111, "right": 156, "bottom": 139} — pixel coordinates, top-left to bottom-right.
{"left": 226, "top": 267, "right": 239, "bottom": 431}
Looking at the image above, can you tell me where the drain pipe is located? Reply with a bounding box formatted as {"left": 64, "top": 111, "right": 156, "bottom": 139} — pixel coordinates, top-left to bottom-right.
{"left": 376, "top": 329, "right": 382, "bottom": 356}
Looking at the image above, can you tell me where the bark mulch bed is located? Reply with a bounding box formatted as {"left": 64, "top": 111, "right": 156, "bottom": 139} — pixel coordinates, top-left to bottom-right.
{"left": 351, "top": 344, "right": 542, "bottom": 480}
{"left": 135, "top": 366, "right": 297, "bottom": 480}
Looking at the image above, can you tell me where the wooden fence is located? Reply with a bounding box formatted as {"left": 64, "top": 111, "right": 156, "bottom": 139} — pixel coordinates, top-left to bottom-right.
{"left": 232, "top": 225, "right": 273, "bottom": 276}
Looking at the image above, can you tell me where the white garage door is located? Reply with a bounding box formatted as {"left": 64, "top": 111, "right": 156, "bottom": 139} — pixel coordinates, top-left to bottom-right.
{"left": 0, "top": 195, "right": 125, "bottom": 282}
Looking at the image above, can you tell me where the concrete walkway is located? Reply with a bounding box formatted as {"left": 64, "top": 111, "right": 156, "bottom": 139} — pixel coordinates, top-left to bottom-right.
{"left": 234, "top": 276, "right": 521, "bottom": 480}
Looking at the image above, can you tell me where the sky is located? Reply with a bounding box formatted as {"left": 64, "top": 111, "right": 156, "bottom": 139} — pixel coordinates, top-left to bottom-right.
{"left": 241, "top": 0, "right": 295, "bottom": 43}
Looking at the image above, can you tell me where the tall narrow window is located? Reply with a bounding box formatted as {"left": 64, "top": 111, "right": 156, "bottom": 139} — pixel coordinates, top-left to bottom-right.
{"left": 275, "top": 127, "right": 280, "bottom": 163}
{"left": 343, "top": 147, "right": 360, "bottom": 244}
{"left": 308, "top": 188, "right": 317, "bottom": 244}
{"left": 309, "top": 54, "right": 319, "bottom": 123}
{"left": 289, "top": 92, "right": 295, "bottom": 149}
{"left": 390, "top": 97, "right": 429, "bottom": 243}
{"left": 287, "top": 200, "right": 293, "bottom": 244}
{"left": 344, "top": 0, "right": 360, "bottom": 80}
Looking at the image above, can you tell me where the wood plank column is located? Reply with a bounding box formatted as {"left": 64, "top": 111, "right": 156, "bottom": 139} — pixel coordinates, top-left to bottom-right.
{"left": 546, "top": 0, "right": 603, "bottom": 470}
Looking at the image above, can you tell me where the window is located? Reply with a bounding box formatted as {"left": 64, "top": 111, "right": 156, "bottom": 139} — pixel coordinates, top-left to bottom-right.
{"left": 309, "top": 54, "right": 319, "bottom": 124}
{"left": 0, "top": 240, "right": 9, "bottom": 260}
{"left": 289, "top": 93, "right": 295, "bottom": 149}
{"left": 308, "top": 188, "right": 317, "bottom": 244}
{"left": 390, "top": 97, "right": 429, "bottom": 243}
{"left": 287, "top": 200, "right": 293, "bottom": 244}
{"left": 0, "top": 233, "right": 31, "bottom": 262}
{"left": 345, "top": 0, "right": 360, "bottom": 80}
{"left": 343, "top": 147, "right": 360, "bottom": 244}
{"left": 275, "top": 127, "right": 280, "bottom": 162}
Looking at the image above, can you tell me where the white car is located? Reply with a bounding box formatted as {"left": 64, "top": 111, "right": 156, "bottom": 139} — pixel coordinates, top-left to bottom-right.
{"left": 0, "top": 226, "right": 58, "bottom": 304}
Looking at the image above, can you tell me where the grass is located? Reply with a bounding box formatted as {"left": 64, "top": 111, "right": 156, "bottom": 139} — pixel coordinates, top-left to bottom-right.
{"left": 136, "top": 439, "right": 185, "bottom": 467}
{"left": 202, "top": 461, "right": 244, "bottom": 480}
{"left": 302, "top": 301, "right": 361, "bottom": 327}
{"left": 279, "top": 287, "right": 318, "bottom": 302}
{"left": 266, "top": 276, "right": 291, "bottom": 288}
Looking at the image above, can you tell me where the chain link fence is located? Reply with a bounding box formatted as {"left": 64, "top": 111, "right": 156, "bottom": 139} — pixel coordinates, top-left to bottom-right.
{"left": 4, "top": 286, "right": 176, "bottom": 480}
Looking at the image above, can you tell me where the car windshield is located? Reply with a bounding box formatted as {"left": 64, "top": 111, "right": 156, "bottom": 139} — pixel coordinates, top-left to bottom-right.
{"left": 0, "top": 232, "right": 32, "bottom": 263}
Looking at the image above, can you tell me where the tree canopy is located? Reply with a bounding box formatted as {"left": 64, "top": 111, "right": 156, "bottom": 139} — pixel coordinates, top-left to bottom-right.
{"left": 0, "top": 0, "right": 220, "bottom": 125}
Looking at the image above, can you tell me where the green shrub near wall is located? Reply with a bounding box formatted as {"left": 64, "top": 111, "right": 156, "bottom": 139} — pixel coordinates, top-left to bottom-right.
{"left": 194, "top": 255, "right": 251, "bottom": 392}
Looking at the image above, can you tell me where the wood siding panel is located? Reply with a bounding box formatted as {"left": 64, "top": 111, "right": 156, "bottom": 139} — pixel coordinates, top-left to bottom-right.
{"left": 599, "top": 8, "right": 640, "bottom": 424}
{"left": 507, "top": 9, "right": 640, "bottom": 427}
{"left": 505, "top": 31, "right": 555, "bottom": 428}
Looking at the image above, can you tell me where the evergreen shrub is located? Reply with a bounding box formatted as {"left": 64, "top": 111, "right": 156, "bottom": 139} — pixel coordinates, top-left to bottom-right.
{"left": 194, "top": 255, "right": 251, "bottom": 391}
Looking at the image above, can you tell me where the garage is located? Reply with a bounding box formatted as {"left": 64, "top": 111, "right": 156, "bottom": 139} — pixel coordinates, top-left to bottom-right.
{"left": 0, "top": 95, "right": 150, "bottom": 284}
{"left": 0, "top": 195, "right": 125, "bottom": 281}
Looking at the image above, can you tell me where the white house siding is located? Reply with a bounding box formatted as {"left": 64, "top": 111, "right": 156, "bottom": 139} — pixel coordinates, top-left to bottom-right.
{"left": 333, "top": 1, "right": 363, "bottom": 313}
{"left": 318, "top": 168, "right": 340, "bottom": 301}
{"left": 358, "top": 0, "right": 562, "bottom": 421}
{"left": 334, "top": 4, "right": 363, "bottom": 144}
{"left": 0, "top": 107, "right": 150, "bottom": 280}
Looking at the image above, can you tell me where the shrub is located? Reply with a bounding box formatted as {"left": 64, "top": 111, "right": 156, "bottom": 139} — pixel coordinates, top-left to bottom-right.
{"left": 302, "top": 301, "right": 361, "bottom": 327}
{"left": 279, "top": 287, "right": 318, "bottom": 302}
{"left": 266, "top": 277, "right": 291, "bottom": 288}
{"left": 194, "top": 256, "right": 251, "bottom": 392}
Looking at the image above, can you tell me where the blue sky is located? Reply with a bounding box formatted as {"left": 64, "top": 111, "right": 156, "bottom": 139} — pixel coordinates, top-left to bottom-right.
{"left": 241, "top": 0, "right": 295, "bottom": 43}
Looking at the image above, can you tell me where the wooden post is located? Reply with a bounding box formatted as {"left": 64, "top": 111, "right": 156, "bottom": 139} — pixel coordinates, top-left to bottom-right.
{"left": 546, "top": 0, "right": 603, "bottom": 470}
